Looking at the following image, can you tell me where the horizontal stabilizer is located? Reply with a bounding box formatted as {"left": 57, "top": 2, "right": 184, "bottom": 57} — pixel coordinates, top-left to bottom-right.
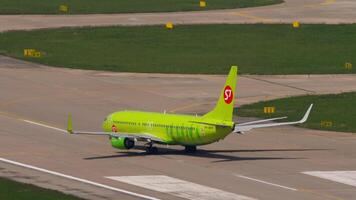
{"left": 238, "top": 116, "right": 287, "bottom": 126}
{"left": 234, "top": 104, "right": 313, "bottom": 133}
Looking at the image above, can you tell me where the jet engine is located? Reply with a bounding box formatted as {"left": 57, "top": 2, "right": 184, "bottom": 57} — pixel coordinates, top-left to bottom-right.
{"left": 110, "top": 137, "right": 135, "bottom": 149}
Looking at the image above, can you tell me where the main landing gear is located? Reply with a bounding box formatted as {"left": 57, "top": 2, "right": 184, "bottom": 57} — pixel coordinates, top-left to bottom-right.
{"left": 184, "top": 146, "right": 197, "bottom": 153}
{"left": 145, "top": 143, "right": 197, "bottom": 154}
{"left": 145, "top": 143, "right": 158, "bottom": 154}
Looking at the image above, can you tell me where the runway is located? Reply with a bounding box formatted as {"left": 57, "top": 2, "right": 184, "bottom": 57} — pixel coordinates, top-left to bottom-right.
{"left": 1, "top": 0, "right": 356, "bottom": 32}
{"left": 1, "top": 56, "right": 356, "bottom": 200}
{"left": 1, "top": 0, "right": 356, "bottom": 198}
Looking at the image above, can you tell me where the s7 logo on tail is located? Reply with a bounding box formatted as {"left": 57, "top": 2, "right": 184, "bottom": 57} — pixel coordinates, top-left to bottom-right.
{"left": 224, "top": 86, "right": 233, "bottom": 104}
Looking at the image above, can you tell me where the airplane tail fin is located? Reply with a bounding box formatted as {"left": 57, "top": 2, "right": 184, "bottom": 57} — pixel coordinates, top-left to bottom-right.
{"left": 203, "top": 66, "right": 237, "bottom": 121}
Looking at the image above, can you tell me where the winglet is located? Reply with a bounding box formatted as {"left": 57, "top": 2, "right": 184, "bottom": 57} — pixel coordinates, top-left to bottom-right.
{"left": 67, "top": 114, "right": 73, "bottom": 134}
{"left": 300, "top": 104, "right": 313, "bottom": 123}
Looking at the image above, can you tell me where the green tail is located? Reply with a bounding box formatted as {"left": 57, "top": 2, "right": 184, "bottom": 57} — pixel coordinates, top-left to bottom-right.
{"left": 203, "top": 66, "right": 238, "bottom": 121}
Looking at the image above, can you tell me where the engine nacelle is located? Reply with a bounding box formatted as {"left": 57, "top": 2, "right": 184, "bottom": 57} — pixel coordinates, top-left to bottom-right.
{"left": 111, "top": 137, "right": 135, "bottom": 149}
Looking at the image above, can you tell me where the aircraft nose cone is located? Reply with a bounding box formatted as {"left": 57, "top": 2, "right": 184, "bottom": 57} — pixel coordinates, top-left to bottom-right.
{"left": 102, "top": 115, "right": 113, "bottom": 131}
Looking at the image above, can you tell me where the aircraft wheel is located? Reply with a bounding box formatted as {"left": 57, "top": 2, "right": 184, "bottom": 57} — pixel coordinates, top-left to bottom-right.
{"left": 184, "top": 146, "right": 197, "bottom": 153}
{"left": 146, "top": 146, "right": 158, "bottom": 154}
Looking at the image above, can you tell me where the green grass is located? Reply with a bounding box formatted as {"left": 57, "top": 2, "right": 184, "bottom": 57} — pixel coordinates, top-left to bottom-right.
{"left": 0, "top": 24, "right": 355, "bottom": 74}
{"left": 0, "top": 0, "right": 283, "bottom": 14}
{"left": 235, "top": 92, "right": 356, "bottom": 133}
{"left": 0, "top": 177, "right": 84, "bottom": 200}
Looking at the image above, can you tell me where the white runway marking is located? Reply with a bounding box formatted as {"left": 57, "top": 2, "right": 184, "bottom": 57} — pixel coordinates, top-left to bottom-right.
{"left": 22, "top": 119, "right": 67, "bottom": 133}
{"left": 303, "top": 171, "right": 356, "bottom": 187}
{"left": 0, "top": 158, "right": 160, "bottom": 200}
{"left": 107, "top": 175, "right": 257, "bottom": 200}
{"left": 235, "top": 175, "right": 297, "bottom": 191}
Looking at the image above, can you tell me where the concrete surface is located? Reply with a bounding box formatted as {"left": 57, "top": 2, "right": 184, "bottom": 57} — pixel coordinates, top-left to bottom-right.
{"left": 1, "top": 0, "right": 356, "bottom": 198}
{"left": 1, "top": 0, "right": 356, "bottom": 32}
{"left": 1, "top": 56, "right": 356, "bottom": 200}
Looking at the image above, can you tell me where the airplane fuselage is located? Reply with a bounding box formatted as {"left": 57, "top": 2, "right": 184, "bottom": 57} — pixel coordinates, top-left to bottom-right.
{"left": 67, "top": 66, "right": 312, "bottom": 153}
{"left": 102, "top": 111, "right": 234, "bottom": 146}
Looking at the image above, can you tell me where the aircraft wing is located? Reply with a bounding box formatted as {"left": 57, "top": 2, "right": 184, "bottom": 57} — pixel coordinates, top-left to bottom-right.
{"left": 234, "top": 104, "right": 313, "bottom": 133}
{"left": 66, "top": 116, "right": 164, "bottom": 143}
{"left": 69, "top": 130, "right": 164, "bottom": 143}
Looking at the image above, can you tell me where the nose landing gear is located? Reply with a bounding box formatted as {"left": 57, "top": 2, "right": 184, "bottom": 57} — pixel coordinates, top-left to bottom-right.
{"left": 184, "top": 146, "right": 197, "bottom": 153}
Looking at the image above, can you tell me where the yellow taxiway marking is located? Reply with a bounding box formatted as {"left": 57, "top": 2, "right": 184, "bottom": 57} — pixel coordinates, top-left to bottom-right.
{"left": 0, "top": 110, "right": 66, "bottom": 133}
{"left": 0, "top": 96, "right": 45, "bottom": 108}
{"left": 233, "top": 0, "right": 336, "bottom": 22}
{"left": 23, "top": 119, "right": 67, "bottom": 133}
{"left": 304, "top": 0, "right": 336, "bottom": 8}
{"left": 321, "top": 0, "right": 336, "bottom": 6}
{"left": 233, "top": 11, "right": 273, "bottom": 22}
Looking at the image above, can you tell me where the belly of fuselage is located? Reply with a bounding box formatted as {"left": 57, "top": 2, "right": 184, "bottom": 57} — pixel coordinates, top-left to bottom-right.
{"left": 168, "top": 125, "right": 232, "bottom": 146}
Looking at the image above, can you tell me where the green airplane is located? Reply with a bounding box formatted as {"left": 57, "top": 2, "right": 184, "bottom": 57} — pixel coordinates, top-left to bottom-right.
{"left": 67, "top": 66, "right": 313, "bottom": 153}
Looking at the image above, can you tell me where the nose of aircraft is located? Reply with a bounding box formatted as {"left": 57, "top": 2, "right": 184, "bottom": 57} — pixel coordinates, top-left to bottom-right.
{"left": 102, "top": 115, "right": 113, "bottom": 131}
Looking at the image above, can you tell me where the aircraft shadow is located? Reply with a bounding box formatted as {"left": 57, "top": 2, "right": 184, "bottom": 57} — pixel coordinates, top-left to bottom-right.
{"left": 84, "top": 148, "right": 330, "bottom": 163}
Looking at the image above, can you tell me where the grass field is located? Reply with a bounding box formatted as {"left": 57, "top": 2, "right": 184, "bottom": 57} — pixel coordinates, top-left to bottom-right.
{"left": 235, "top": 92, "right": 356, "bottom": 133}
{"left": 0, "top": 0, "right": 282, "bottom": 14}
{"left": 0, "top": 24, "right": 355, "bottom": 74}
{"left": 0, "top": 177, "right": 84, "bottom": 200}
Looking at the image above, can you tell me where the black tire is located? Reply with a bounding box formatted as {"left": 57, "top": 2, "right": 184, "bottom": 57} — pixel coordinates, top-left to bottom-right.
{"left": 184, "top": 146, "right": 197, "bottom": 153}
{"left": 146, "top": 146, "right": 158, "bottom": 154}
